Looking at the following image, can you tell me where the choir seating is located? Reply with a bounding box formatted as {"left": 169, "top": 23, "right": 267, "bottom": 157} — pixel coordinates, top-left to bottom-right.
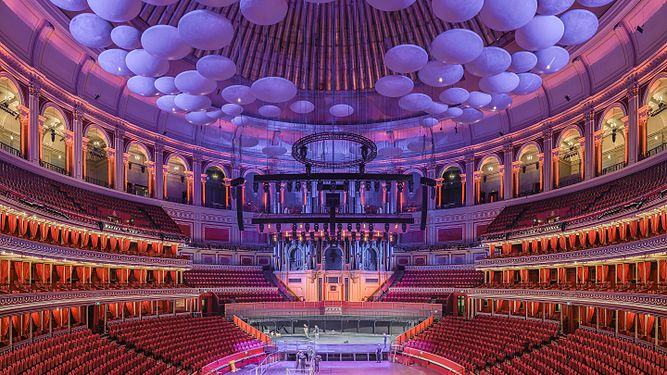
{"left": 405, "top": 316, "right": 559, "bottom": 372}
{"left": 0, "top": 328, "right": 182, "bottom": 375}
{"left": 0, "top": 159, "right": 181, "bottom": 236}
{"left": 184, "top": 268, "right": 273, "bottom": 288}
{"left": 108, "top": 316, "right": 263, "bottom": 371}
{"left": 378, "top": 268, "right": 483, "bottom": 303}
{"left": 486, "top": 159, "right": 667, "bottom": 234}
{"left": 488, "top": 328, "right": 667, "bottom": 375}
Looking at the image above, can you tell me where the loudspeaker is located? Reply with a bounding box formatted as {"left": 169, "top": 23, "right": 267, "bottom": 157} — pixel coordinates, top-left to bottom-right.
{"left": 420, "top": 185, "right": 428, "bottom": 231}
{"left": 236, "top": 186, "right": 244, "bottom": 231}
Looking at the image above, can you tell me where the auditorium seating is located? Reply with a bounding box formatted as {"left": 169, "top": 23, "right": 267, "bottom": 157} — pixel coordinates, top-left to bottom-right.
{"left": 215, "top": 289, "right": 283, "bottom": 303}
{"left": 108, "top": 316, "right": 263, "bottom": 371}
{"left": 486, "top": 159, "right": 667, "bottom": 234}
{"left": 183, "top": 268, "right": 273, "bottom": 288}
{"left": 0, "top": 281, "right": 185, "bottom": 294}
{"left": 405, "top": 316, "right": 559, "bottom": 372}
{"left": 382, "top": 290, "right": 451, "bottom": 303}
{"left": 0, "top": 328, "right": 182, "bottom": 375}
{"left": 393, "top": 269, "right": 484, "bottom": 288}
{"left": 482, "top": 281, "right": 667, "bottom": 295}
{"left": 0, "top": 159, "right": 181, "bottom": 236}
{"left": 488, "top": 328, "right": 667, "bottom": 375}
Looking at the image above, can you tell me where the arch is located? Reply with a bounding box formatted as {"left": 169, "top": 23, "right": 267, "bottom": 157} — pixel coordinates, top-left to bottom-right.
{"left": 126, "top": 141, "right": 151, "bottom": 196}
{"left": 515, "top": 141, "right": 542, "bottom": 161}
{"left": 165, "top": 153, "right": 190, "bottom": 171}
{"left": 478, "top": 154, "right": 501, "bottom": 172}
{"left": 645, "top": 76, "right": 667, "bottom": 157}
{"left": 642, "top": 73, "right": 667, "bottom": 106}
{"left": 0, "top": 71, "right": 25, "bottom": 105}
{"left": 41, "top": 103, "right": 71, "bottom": 131}
{"left": 40, "top": 104, "right": 69, "bottom": 173}
{"left": 478, "top": 155, "right": 502, "bottom": 204}
{"left": 0, "top": 73, "right": 24, "bottom": 153}
{"left": 438, "top": 165, "right": 464, "bottom": 209}
{"left": 125, "top": 140, "right": 151, "bottom": 162}
{"left": 84, "top": 123, "right": 111, "bottom": 147}
{"left": 438, "top": 162, "right": 465, "bottom": 177}
{"left": 288, "top": 246, "right": 305, "bottom": 271}
{"left": 555, "top": 125, "right": 583, "bottom": 148}
{"left": 324, "top": 246, "right": 343, "bottom": 270}
{"left": 204, "top": 164, "right": 230, "bottom": 209}
{"left": 203, "top": 162, "right": 229, "bottom": 178}
{"left": 599, "top": 105, "right": 627, "bottom": 174}
{"left": 362, "top": 248, "right": 378, "bottom": 271}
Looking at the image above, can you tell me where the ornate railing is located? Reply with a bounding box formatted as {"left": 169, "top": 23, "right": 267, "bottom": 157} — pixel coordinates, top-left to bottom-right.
{"left": 39, "top": 160, "right": 67, "bottom": 175}
{"left": 0, "top": 141, "right": 21, "bottom": 157}
{"left": 85, "top": 176, "right": 109, "bottom": 188}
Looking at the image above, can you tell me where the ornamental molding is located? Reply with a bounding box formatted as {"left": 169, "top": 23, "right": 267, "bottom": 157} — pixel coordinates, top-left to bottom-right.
{"left": 0, "top": 288, "right": 200, "bottom": 317}
{"left": 476, "top": 233, "right": 667, "bottom": 269}
{"left": 468, "top": 288, "right": 667, "bottom": 317}
{"left": 0, "top": 234, "right": 192, "bottom": 269}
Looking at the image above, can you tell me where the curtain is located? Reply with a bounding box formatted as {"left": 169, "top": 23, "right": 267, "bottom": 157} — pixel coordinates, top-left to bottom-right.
{"left": 652, "top": 214, "right": 660, "bottom": 234}
{"left": 122, "top": 239, "right": 131, "bottom": 253}
{"left": 70, "top": 231, "right": 80, "bottom": 247}
{"left": 90, "top": 234, "right": 99, "bottom": 249}
{"left": 619, "top": 223, "right": 627, "bottom": 241}
{"left": 660, "top": 260, "right": 667, "bottom": 283}
{"left": 489, "top": 244, "right": 495, "bottom": 257}
{"left": 550, "top": 236, "right": 558, "bottom": 252}
{"left": 629, "top": 220, "right": 638, "bottom": 239}
{"left": 49, "top": 225, "right": 60, "bottom": 243}
{"left": 40, "top": 222, "right": 48, "bottom": 242}
{"left": 639, "top": 217, "right": 649, "bottom": 238}
{"left": 13, "top": 261, "right": 23, "bottom": 283}
{"left": 7, "top": 214, "right": 17, "bottom": 234}
{"left": 19, "top": 217, "right": 28, "bottom": 237}
{"left": 0, "top": 212, "right": 6, "bottom": 233}
{"left": 540, "top": 238, "right": 549, "bottom": 253}
{"left": 531, "top": 240, "right": 538, "bottom": 254}
{"left": 109, "top": 236, "right": 118, "bottom": 252}
{"left": 29, "top": 220, "right": 38, "bottom": 240}
{"left": 569, "top": 233, "right": 577, "bottom": 249}
{"left": 587, "top": 230, "right": 597, "bottom": 246}
{"left": 598, "top": 227, "right": 606, "bottom": 245}
{"left": 559, "top": 236, "right": 567, "bottom": 252}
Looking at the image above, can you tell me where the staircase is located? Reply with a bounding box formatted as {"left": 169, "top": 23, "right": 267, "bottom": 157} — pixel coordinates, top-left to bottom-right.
{"left": 371, "top": 268, "right": 404, "bottom": 301}
{"left": 263, "top": 268, "right": 298, "bottom": 301}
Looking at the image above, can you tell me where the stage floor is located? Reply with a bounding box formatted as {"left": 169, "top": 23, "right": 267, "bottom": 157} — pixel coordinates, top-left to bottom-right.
{"left": 271, "top": 332, "right": 392, "bottom": 354}
{"left": 245, "top": 361, "right": 441, "bottom": 374}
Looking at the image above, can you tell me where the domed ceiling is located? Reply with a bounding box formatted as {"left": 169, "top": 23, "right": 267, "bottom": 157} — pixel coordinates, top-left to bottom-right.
{"left": 50, "top": 0, "right": 615, "bottom": 127}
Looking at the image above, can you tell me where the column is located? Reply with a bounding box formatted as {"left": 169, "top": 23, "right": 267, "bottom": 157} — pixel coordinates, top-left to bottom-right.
{"left": 543, "top": 130, "right": 553, "bottom": 191}
{"left": 512, "top": 161, "right": 521, "bottom": 198}
{"left": 537, "top": 153, "right": 544, "bottom": 192}
{"left": 154, "top": 144, "right": 164, "bottom": 200}
{"left": 114, "top": 129, "right": 124, "bottom": 191}
{"left": 192, "top": 156, "right": 202, "bottom": 206}
{"left": 28, "top": 81, "right": 41, "bottom": 163}
{"left": 106, "top": 148, "right": 115, "bottom": 189}
{"left": 73, "top": 106, "right": 84, "bottom": 179}
{"left": 473, "top": 172, "right": 481, "bottom": 205}
{"left": 465, "top": 156, "right": 475, "bottom": 206}
{"left": 65, "top": 130, "right": 73, "bottom": 176}
{"left": 594, "top": 131, "right": 603, "bottom": 176}
{"left": 145, "top": 161, "right": 155, "bottom": 198}
{"left": 37, "top": 115, "right": 45, "bottom": 163}
{"left": 202, "top": 174, "right": 209, "bottom": 207}
{"left": 19, "top": 105, "right": 29, "bottom": 159}
{"left": 579, "top": 137, "right": 587, "bottom": 181}
{"left": 503, "top": 145, "right": 513, "bottom": 200}
{"left": 122, "top": 153, "right": 129, "bottom": 192}
{"left": 552, "top": 149, "right": 560, "bottom": 188}
{"left": 459, "top": 174, "right": 466, "bottom": 207}
{"left": 81, "top": 136, "right": 89, "bottom": 180}
{"left": 186, "top": 171, "right": 194, "bottom": 205}
{"left": 627, "top": 78, "right": 640, "bottom": 163}
{"left": 638, "top": 106, "right": 650, "bottom": 158}
{"left": 584, "top": 105, "right": 595, "bottom": 180}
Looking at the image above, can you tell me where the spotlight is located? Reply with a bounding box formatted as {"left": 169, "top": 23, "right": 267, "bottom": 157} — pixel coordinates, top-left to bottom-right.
{"left": 94, "top": 94, "right": 100, "bottom": 100}
{"left": 565, "top": 95, "right": 571, "bottom": 102}
{"left": 50, "top": 129, "right": 56, "bottom": 143}
{"left": 636, "top": 25, "right": 644, "bottom": 34}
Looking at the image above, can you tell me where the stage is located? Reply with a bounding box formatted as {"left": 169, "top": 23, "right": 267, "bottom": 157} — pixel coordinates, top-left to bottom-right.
{"left": 272, "top": 332, "right": 392, "bottom": 358}
{"left": 240, "top": 361, "right": 441, "bottom": 374}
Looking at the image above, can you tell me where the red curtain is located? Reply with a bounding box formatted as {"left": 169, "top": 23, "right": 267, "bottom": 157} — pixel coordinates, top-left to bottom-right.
{"left": 7, "top": 214, "right": 17, "bottom": 234}
{"left": 629, "top": 220, "right": 638, "bottom": 239}
{"left": 122, "top": 239, "right": 131, "bottom": 253}
{"left": 639, "top": 217, "right": 649, "bottom": 238}
{"left": 619, "top": 223, "right": 627, "bottom": 241}
{"left": 540, "top": 238, "right": 549, "bottom": 253}
{"left": 587, "top": 230, "right": 596, "bottom": 246}
{"left": 568, "top": 233, "right": 577, "bottom": 249}
{"left": 598, "top": 227, "right": 606, "bottom": 245}
{"left": 90, "top": 234, "right": 99, "bottom": 249}
{"left": 550, "top": 236, "right": 558, "bottom": 252}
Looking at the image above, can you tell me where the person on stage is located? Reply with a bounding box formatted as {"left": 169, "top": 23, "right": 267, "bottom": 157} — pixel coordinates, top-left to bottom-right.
{"left": 376, "top": 345, "right": 383, "bottom": 363}
{"left": 314, "top": 354, "right": 322, "bottom": 373}
{"left": 383, "top": 332, "right": 388, "bottom": 349}
{"left": 303, "top": 324, "right": 309, "bottom": 339}
{"left": 313, "top": 325, "right": 320, "bottom": 340}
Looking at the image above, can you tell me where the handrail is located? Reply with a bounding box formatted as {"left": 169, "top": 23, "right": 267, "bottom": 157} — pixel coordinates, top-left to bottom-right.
{"left": 234, "top": 315, "right": 273, "bottom": 344}
{"left": 395, "top": 315, "right": 434, "bottom": 345}
{"left": 254, "top": 349, "right": 287, "bottom": 375}
{"left": 201, "top": 346, "right": 266, "bottom": 375}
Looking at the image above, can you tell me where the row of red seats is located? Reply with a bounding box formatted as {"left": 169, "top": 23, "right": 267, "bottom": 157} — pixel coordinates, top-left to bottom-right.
{"left": 488, "top": 329, "right": 667, "bottom": 375}
{"left": 486, "top": 159, "right": 667, "bottom": 234}
{"left": 394, "top": 269, "right": 484, "bottom": 288}
{"left": 0, "top": 282, "right": 183, "bottom": 294}
{"left": 0, "top": 328, "right": 183, "bottom": 375}
{"left": 183, "top": 269, "right": 273, "bottom": 288}
{"left": 108, "top": 316, "right": 263, "bottom": 371}
{"left": 482, "top": 282, "right": 667, "bottom": 294}
{"left": 0, "top": 159, "right": 181, "bottom": 235}
{"left": 382, "top": 291, "right": 451, "bottom": 303}
{"left": 405, "top": 316, "right": 558, "bottom": 372}
{"left": 215, "top": 290, "right": 283, "bottom": 303}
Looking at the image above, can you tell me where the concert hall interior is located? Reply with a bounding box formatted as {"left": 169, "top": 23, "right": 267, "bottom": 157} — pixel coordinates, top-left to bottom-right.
{"left": 0, "top": 0, "right": 666, "bottom": 374}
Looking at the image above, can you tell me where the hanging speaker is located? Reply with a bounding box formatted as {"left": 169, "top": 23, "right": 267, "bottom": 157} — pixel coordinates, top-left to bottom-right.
{"left": 236, "top": 186, "right": 244, "bottom": 231}
{"left": 420, "top": 185, "right": 428, "bottom": 231}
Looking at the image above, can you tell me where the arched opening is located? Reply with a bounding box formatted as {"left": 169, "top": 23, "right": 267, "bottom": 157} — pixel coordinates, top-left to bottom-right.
{"left": 41, "top": 106, "right": 68, "bottom": 175}
{"left": 362, "top": 248, "right": 378, "bottom": 271}
{"left": 646, "top": 78, "right": 667, "bottom": 157}
{"left": 204, "top": 165, "right": 229, "bottom": 209}
{"left": 243, "top": 172, "right": 266, "bottom": 213}
{"left": 126, "top": 143, "right": 150, "bottom": 197}
{"left": 164, "top": 155, "right": 189, "bottom": 204}
{"left": 324, "top": 246, "right": 343, "bottom": 270}
{"left": 599, "top": 107, "right": 626, "bottom": 175}
{"left": 403, "top": 172, "right": 423, "bottom": 212}
{"left": 0, "top": 77, "right": 22, "bottom": 156}
{"left": 516, "top": 144, "right": 541, "bottom": 197}
{"left": 289, "top": 247, "right": 305, "bottom": 271}
{"left": 556, "top": 128, "right": 583, "bottom": 188}
{"left": 84, "top": 126, "right": 110, "bottom": 188}
{"left": 438, "top": 166, "right": 463, "bottom": 209}
{"left": 478, "top": 157, "right": 501, "bottom": 204}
